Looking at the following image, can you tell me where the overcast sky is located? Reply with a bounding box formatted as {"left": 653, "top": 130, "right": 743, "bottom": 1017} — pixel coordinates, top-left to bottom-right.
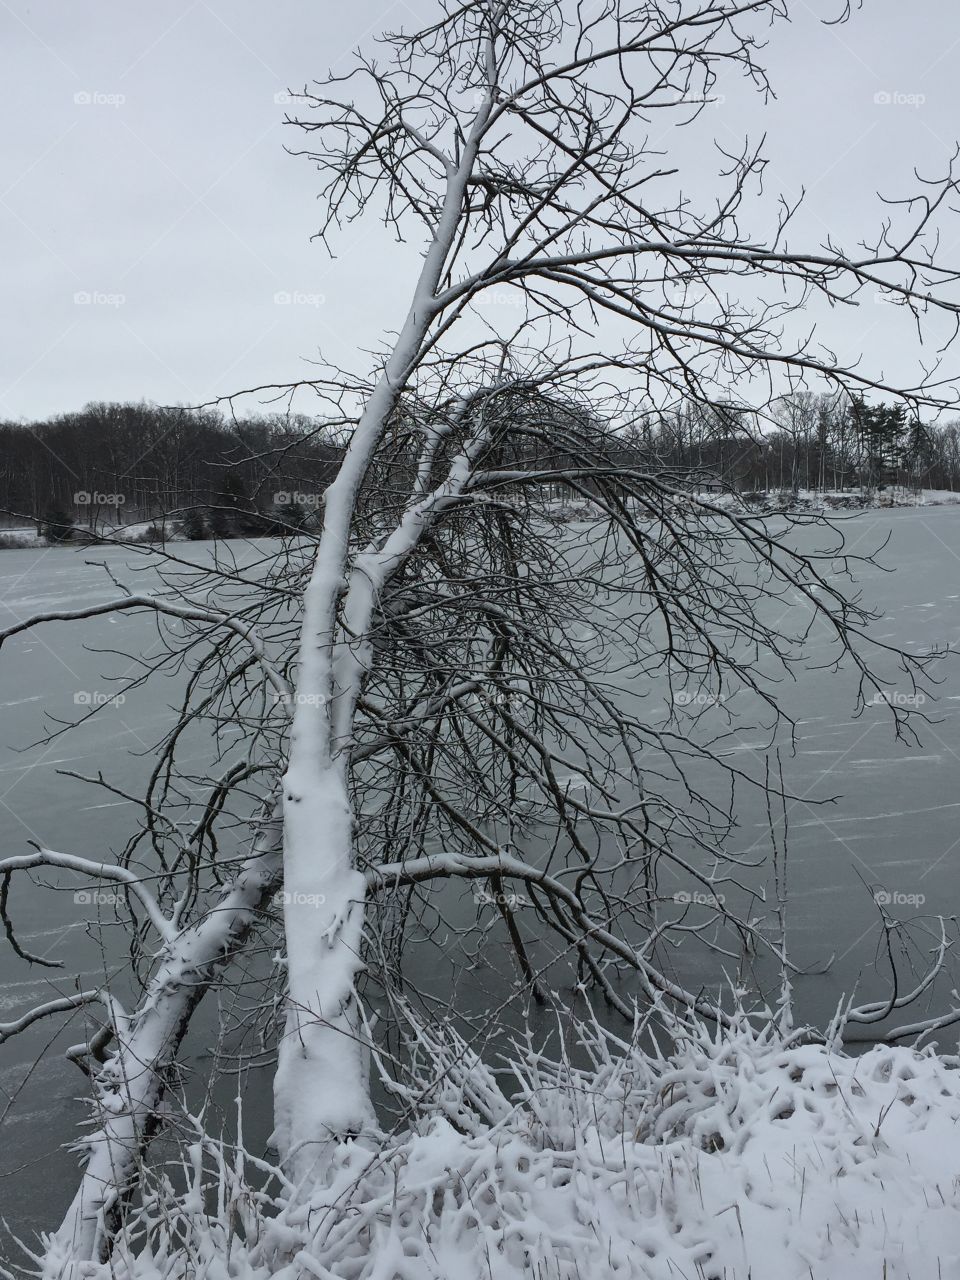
{"left": 2, "top": 0, "right": 959, "bottom": 421}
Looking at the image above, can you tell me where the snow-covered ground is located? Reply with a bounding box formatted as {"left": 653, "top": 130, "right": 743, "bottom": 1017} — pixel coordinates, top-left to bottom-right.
{"left": 47, "top": 1009, "right": 960, "bottom": 1280}
{"left": 2, "top": 490, "right": 959, "bottom": 549}
{"left": 701, "top": 486, "right": 960, "bottom": 512}
{"left": 896, "top": 487, "right": 960, "bottom": 505}
{"left": 534, "top": 488, "right": 960, "bottom": 525}
{"left": 790, "top": 486, "right": 960, "bottom": 510}
{"left": 0, "top": 519, "right": 177, "bottom": 548}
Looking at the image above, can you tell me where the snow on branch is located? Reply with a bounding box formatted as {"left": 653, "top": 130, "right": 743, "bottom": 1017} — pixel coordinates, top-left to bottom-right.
{"left": 0, "top": 846, "right": 174, "bottom": 943}
{"left": 0, "top": 990, "right": 101, "bottom": 1044}
{"left": 369, "top": 850, "right": 736, "bottom": 1027}
{"left": 0, "top": 593, "right": 291, "bottom": 708}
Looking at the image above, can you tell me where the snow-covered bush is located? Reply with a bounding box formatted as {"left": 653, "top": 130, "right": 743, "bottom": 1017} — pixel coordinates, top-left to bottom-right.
{"left": 32, "top": 1005, "right": 960, "bottom": 1280}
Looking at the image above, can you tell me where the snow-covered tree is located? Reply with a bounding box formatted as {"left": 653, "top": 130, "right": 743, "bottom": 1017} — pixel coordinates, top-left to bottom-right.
{"left": 6, "top": 1, "right": 960, "bottom": 1272}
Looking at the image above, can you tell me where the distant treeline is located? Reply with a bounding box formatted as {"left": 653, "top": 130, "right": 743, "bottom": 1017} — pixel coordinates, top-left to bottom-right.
{"left": 627, "top": 392, "right": 960, "bottom": 495}
{"left": 0, "top": 402, "right": 342, "bottom": 538}
{"left": 4, "top": 392, "right": 960, "bottom": 542}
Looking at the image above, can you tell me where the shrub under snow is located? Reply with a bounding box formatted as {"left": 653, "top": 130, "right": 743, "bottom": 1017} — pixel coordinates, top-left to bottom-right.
{"left": 34, "top": 1008, "right": 960, "bottom": 1280}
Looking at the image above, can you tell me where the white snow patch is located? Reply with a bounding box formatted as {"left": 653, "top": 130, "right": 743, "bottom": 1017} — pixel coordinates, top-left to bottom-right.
{"left": 62, "top": 1011, "right": 960, "bottom": 1280}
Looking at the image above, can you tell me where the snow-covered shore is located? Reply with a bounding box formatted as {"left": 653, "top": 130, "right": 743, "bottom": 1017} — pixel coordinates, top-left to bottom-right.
{"left": 716, "top": 486, "right": 960, "bottom": 514}
{"left": 38, "top": 1008, "right": 960, "bottom": 1280}
{"left": 3, "top": 487, "right": 959, "bottom": 551}
{"left": 0, "top": 520, "right": 174, "bottom": 549}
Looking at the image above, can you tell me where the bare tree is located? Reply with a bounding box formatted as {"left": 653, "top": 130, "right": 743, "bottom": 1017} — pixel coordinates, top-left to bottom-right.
{"left": 6, "top": 1, "right": 960, "bottom": 1271}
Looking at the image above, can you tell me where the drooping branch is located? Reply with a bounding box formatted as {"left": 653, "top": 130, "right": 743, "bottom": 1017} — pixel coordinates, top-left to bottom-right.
{"left": 0, "top": 991, "right": 102, "bottom": 1044}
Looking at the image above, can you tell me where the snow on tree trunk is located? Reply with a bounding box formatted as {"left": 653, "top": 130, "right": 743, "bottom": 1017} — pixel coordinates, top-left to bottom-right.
{"left": 270, "top": 96, "right": 492, "bottom": 1181}
{"left": 45, "top": 810, "right": 283, "bottom": 1273}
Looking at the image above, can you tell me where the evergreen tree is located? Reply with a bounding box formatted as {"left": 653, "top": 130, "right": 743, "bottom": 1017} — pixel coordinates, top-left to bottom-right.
{"left": 42, "top": 504, "right": 74, "bottom": 542}
{"left": 180, "top": 508, "right": 208, "bottom": 540}
{"left": 848, "top": 398, "right": 907, "bottom": 491}
{"left": 901, "top": 417, "right": 935, "bottom": 491}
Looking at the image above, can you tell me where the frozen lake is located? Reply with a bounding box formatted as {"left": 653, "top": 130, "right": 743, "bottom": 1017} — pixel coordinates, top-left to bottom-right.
{"left": 2, "top": 509, "right": 960, "bottom": 1240}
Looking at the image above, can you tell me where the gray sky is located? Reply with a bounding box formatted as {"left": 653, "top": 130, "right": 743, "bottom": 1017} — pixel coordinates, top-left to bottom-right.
{"left": 2, "top": 0, "right": 959, "bottom": 420}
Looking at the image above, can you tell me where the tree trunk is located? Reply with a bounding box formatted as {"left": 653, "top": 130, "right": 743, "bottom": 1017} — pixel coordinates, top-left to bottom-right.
{"left": 47, "top": 809, "right": 282, "bottom": 1270}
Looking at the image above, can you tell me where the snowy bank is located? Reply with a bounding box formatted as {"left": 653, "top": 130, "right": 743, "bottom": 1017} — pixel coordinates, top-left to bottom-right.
{"left": 36, "top": 1010, "right": 960, "bottom": 1280}
{"left": 0, "top": 522, "right": 179, "bottom": 550}
{"left": 735, "top": 487, "right": 960, "bottom": 514}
